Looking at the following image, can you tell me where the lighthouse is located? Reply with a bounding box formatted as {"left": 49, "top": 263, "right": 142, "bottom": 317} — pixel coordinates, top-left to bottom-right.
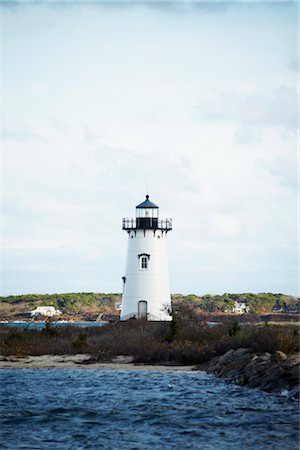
{"left": 121, "top": 195, "right": 172, "bottom": 321}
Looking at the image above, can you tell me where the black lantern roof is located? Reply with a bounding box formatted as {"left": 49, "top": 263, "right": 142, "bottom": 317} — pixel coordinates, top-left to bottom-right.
{"left": 136, "top": 195, "right": 158, "bottom": 209}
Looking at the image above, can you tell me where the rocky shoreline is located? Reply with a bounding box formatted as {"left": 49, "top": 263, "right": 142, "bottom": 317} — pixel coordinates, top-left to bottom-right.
{"left": 1, "top": 349, "right": 299, "bottom": 399}
{"left": 206, "top": 348, "right": 299, "bottom": 399}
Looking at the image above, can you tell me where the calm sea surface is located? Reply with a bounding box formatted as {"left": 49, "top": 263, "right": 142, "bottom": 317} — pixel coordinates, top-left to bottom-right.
{"left": 0, "top": 369, "right": 298, "bottom": 450}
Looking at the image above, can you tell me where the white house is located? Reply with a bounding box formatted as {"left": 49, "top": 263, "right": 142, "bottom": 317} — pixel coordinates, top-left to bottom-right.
{"left": 226, "top": 301, "right": 250, "bottom": 314}
{"left": 121, "top": 195, "right": 172, "bottom": 321}
{"left": 30, "top": 306, "right": 62, "bottom": 317}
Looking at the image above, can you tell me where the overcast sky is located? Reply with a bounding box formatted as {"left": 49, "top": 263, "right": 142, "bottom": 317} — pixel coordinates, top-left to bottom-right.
{"left": 1, "top": 0, "right": 298, "bottom": 296}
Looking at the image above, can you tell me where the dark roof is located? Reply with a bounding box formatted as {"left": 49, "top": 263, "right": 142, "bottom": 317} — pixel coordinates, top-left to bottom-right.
{"left": 136, "top": 195, "right": 158, "bottom": 209}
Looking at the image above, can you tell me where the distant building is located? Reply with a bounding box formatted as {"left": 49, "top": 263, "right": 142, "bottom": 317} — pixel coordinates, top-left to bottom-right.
{"left": 284, "top": 304, "right": 300, "bottom": 314}
{"left": 273, "top": 301, "right": 300, "bottom": 314}
{"left": 30, "top": 306, "right": 62, "bottom": 317}
{"left": 272, "top": 306, "right": 284, "bottom": 313}
{"left": 225, "top": 301, "right": 250, "bottom": 314}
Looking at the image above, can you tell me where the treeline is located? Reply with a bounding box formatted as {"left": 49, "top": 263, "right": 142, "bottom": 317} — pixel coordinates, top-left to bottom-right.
{"left": 172, "top": 293, "right": 298, "bottom": 314}
{"left": 0, "top": 293, "right": 121, "bottom": 320}
{"left": 0, "top": 292, "right": 298, "bottom": 320}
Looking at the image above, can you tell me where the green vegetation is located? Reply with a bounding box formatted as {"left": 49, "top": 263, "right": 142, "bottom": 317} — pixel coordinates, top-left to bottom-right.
{"left": 0, "top": 292, "right": 121, "bottom": 320}
{"left": 0, "top": 291, "right": 298, "bottom": 321}
{"left": 172, "top": 292, "right": 298, "bottom": 314}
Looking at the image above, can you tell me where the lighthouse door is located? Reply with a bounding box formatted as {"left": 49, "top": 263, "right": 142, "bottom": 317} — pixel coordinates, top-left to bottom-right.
{"left": 138, "top": 301, "right": 148, "bottom": 319}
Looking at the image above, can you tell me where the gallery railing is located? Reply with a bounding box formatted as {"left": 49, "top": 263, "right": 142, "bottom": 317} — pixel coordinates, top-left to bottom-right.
{"left": 122, "top": 218, "right": 172, "bottom": 231}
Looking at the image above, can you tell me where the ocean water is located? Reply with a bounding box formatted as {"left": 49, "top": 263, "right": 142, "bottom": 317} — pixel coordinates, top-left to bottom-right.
{"left": 0, "top": 369, "right": 298, "bottom": 450}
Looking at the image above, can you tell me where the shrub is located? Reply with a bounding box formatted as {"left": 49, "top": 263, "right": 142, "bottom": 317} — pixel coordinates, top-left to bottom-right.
{"left": 72, "top": 333, "right": 88, "bottom": 351}
{"left": 0, "top": 320, "right": 298, "bottom": 362}
{"left": 244, "top": 324, "right": 299, "bottom": 354}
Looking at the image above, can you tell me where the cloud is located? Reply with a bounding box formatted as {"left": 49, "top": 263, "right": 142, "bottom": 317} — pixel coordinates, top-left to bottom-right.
{"left": 288, "top": 58, "right": 298, "bottom": 73}
{"left": 209, "top": 214, "right": 241, "bottom": 238}
{"left": 3, "top": 125, "right": 48, "bottom": 143}
{"left": 258, "top": 151, "right": 298, "bottom": 190}
{"left": 195, "top": 86, "right": 297, "bottom": 136}
{"left": 234, "top": 126, "right": 262, "bottom": 145}
{"left": 0, "top": 0, "right": 239, "bottom": 9}
{"left": 4, "top": 238, "right": 71, "bottom": 251}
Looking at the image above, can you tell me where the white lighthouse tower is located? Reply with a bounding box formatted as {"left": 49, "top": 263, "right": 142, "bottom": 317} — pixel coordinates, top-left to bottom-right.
{"left": 121, "top": 195, "right": 172, "bottom": 321}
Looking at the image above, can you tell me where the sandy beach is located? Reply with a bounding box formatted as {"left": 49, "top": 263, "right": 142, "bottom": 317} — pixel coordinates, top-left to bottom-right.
{"left": 0, "top": 354, "right": 198, "bottom": 371}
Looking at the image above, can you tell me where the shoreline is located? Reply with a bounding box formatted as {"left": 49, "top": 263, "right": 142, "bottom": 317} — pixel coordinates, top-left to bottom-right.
{"left": 1, "top": 351, "right": 298, "bottom": 398}
{"left": 206, "top": 349, "right": 299, "bottom": 399}
{"left": 0, "top": 354, "right": 198, "bottom": 371}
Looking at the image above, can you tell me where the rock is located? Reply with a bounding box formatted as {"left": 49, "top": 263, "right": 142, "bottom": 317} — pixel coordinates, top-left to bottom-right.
{"left": 257, "top": 366, "right": 286, "bottom": 391}
{"left": 288, "top": 385, "right": 300, "bottom": 399}
{"left": 215, "top": 349, "right": 235, "bottom": 366}
{"left": 252, "top": 353, "right": 271, "bottom": 363}
{"left": 207, "top": 356, "right": 220, "bottom": 371}
{"left": 287, "top": 353, "right": 300, "bottom": 366}
{"left": 274, "top": 350, "right": 287, "bottom": 363}
{"left": 207, "top": 348, "right": 299, "bottom": 397}
{"left": 208, "top": 348, "right": 253, "bottom": 375}
{"left": 218, "top": 354, "right": 254, "bottom": 379}
{"left": 112, "top": 355, "right": 134, "bottom": 364}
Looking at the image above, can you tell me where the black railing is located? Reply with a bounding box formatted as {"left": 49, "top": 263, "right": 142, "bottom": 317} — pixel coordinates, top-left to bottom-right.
{"left": 122, "top": 218, "right": 172, "bottom": 231}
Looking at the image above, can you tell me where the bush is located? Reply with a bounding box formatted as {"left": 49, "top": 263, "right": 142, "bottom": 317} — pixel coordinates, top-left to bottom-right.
{"left": 242, "top": 324, "right": 299, "bottom": 354}
{"left": 0, "top": 320, "right": 298, "bottom": 363}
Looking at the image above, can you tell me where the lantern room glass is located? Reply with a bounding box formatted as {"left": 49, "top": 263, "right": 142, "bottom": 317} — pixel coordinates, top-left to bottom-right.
{"left": 136, "top": 207, "right": 159, "bottom": 219}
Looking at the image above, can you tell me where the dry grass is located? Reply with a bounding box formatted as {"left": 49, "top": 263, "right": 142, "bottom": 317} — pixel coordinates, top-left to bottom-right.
{"left": 0, "top": 319, "right": 298, "bottom": 364}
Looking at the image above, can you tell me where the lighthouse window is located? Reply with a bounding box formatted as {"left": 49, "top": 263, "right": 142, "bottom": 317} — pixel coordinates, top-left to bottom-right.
{"left": 141, "top": 256, "right": 148, "bottom": 269}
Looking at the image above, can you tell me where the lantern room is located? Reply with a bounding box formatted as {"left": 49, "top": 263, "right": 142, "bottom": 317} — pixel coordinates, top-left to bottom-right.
{"left": 136, "top": 195, "right": 159, "bottom": 229}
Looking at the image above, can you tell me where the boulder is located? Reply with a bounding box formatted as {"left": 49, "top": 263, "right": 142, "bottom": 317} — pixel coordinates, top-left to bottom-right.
{"left": 274, "top": 350, "right": 287, "bottom": 363}
{"left": 207, "top": 348, "right": 299, "bottom": 397}
{"left": 287, "top": 353, "right": 300, "bottom": 366}
{"left": 208, "top": 348, "right": 253, "bottom": 374}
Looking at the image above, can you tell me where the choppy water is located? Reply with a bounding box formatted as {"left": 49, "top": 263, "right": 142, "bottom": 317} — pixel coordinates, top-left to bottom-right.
{"left": 0, "top": 369, "right": 298, "bottom": 450}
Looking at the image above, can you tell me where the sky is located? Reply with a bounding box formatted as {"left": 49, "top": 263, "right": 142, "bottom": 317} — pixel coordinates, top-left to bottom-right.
{"left": 1, "top": 0, "right": 298, "bottom": 296}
